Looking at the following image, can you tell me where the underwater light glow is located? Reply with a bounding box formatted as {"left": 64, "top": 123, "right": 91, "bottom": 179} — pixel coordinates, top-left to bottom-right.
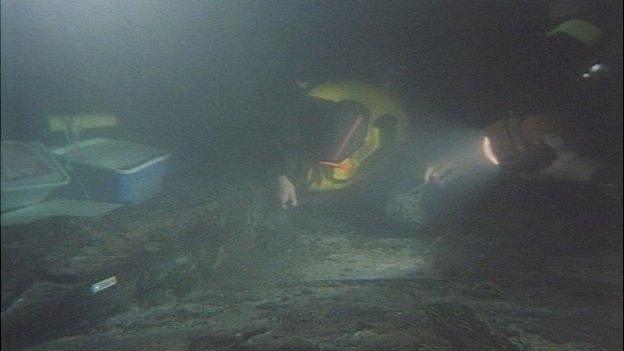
{"left": 589, "top": 63, "right": 605, "bottom": 73}
{"left": 482, "top": 136, "right": 499, "bottom": 165}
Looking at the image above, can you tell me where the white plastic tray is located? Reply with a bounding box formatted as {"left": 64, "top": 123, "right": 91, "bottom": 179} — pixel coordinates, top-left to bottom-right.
{"left": 52, "top": 138, "right": 169, "bottom": 174}
{"left": 1, "top": 141, "right": 70, "bottom": 212}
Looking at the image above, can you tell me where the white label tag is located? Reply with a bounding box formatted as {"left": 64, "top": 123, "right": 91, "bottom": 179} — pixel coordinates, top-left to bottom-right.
{"left": 90, "top": 276, "right": 117, "bottom": 294}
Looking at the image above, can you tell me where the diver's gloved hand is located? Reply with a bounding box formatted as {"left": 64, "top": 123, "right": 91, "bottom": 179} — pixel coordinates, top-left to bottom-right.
{"left": 424, "top": 158, "right": 471, "bottom": 186}
{"left": 538, "top": 134, "right": 603, "bottom": 182}
{"left": 277, "top": 175, "right": 298, "bottom": 209}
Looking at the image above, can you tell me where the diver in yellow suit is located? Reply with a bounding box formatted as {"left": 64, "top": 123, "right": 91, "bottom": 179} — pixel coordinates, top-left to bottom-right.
{"left": 272, "top": 78, "right": 410, "bottom": 211}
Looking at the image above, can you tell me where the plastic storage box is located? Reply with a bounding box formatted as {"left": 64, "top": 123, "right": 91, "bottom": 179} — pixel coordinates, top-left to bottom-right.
{"left": 1, "top": 141, "right": 70, "bottom": 212}
{"left": 52, "top": 138, "right": 170, "bottom": 205}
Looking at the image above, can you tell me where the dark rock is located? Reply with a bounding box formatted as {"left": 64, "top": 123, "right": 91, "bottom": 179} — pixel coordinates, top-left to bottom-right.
{"left": 423, "top": 302, "right": 518, "bottom": 351}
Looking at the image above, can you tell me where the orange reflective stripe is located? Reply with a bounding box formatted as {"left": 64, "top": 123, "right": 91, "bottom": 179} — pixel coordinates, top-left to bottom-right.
{"left": 331, "top": 114, "right": 365, "bottom": 161}
{"left": 319, "top": 161, "right": 349, "bottom": 169}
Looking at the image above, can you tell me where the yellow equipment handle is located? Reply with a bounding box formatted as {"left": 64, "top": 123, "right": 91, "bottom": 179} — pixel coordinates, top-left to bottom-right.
{"left": 48, "top": 114, "right": 118, "bottom": 133}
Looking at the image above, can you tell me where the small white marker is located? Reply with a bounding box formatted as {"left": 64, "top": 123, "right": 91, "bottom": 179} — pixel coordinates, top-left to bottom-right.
{"left": 90, "top": 276, "right": 117, "bottom": 294}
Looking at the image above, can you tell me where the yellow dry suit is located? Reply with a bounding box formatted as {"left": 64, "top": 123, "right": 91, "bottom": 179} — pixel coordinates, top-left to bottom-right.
{"left": 546, "top": 19, "right": 602, "bottom": 48}
{"left": 303, "top": 80, "right": 409, "bottom": 192}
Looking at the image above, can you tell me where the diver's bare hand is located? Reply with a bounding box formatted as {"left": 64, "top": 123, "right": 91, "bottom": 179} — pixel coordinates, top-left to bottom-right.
{"left": 277, "top": 175, "right": 298, "bottom": 209}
